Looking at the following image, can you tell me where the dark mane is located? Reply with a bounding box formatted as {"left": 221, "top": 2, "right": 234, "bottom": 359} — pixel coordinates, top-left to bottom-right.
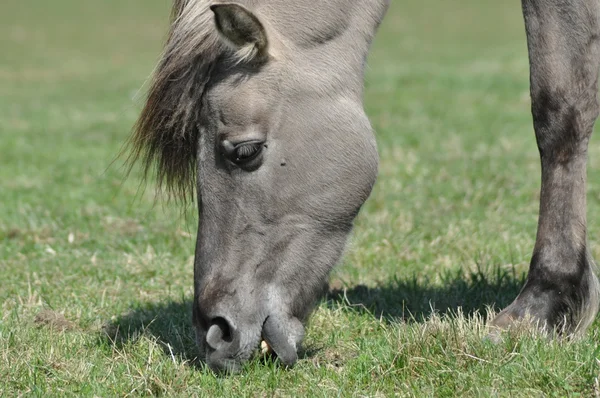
{"left": 127, "top": 0, "right": 222, "bottom": 202}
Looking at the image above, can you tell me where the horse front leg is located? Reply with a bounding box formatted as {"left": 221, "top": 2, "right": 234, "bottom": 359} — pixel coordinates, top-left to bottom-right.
{"left": 491, "top": 0, "right": 600, "bottom": 335}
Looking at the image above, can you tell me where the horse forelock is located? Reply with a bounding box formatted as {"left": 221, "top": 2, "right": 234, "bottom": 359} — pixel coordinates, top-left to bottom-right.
{"left": 128, "top": 0, "right": 222, "bottom": 203}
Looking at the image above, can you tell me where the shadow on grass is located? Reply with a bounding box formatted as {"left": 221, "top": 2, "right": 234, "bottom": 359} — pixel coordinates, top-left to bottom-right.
{"left": 102, "top": 299, "right": 203, "bottom": 367}
{"left": 101, "top": 265, "right": 526, "bottom": 365}
{"left": 326, "top": 264, "right": 527, "bottom": 322}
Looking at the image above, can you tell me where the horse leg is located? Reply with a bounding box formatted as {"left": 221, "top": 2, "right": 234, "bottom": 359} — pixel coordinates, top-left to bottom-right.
{"left": 491, "top": 0, "right": 600, "bottom": 334}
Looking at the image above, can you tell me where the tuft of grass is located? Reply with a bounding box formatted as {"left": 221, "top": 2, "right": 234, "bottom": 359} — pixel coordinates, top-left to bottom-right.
{"left": 2, "top": 0, "right": 600, "bottom": 396}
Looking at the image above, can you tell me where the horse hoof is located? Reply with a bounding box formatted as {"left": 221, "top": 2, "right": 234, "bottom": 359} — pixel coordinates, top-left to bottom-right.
{"left": 485, "top": 308, "right": 537, "bottom": 343}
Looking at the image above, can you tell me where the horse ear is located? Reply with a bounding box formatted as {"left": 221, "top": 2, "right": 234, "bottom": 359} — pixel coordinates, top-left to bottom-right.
{"left": 210, "top": 3, "right": 269, "bottom": 62}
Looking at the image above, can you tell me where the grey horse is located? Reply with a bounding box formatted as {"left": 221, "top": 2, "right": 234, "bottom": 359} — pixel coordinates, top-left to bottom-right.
{"left": 127, "top": 0, "right": 600, "bottom": 372}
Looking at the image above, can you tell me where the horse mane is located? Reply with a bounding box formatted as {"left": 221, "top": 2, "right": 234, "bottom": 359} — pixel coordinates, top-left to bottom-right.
{"left": 127, "top": 0, "right": 223, "bottom": 202}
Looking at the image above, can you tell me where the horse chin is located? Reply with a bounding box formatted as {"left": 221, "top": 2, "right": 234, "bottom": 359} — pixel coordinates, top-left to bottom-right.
{"left": 261, "top": 314, "right": 305, "bottom": 367}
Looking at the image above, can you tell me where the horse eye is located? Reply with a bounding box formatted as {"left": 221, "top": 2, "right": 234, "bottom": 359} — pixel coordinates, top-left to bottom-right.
{"left": 235, "top": 142, "right": 261, "bottom": 161}
{"left": 221, "top": 139, "right": 265, "bottom": 165}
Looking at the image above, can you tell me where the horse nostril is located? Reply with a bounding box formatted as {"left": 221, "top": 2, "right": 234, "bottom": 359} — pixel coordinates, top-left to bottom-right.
{"left": 206, "top": 316, "right": 234, "bottom": 350}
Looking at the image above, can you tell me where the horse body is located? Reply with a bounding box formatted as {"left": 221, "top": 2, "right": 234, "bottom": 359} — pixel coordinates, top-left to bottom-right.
{"left": 129, "top": 0, "right": 600, "bottom": 372}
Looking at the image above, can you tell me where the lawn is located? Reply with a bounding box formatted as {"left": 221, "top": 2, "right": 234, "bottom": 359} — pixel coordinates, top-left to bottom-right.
{"left": 2, "top": 0, "right": 600, "bottom": 396}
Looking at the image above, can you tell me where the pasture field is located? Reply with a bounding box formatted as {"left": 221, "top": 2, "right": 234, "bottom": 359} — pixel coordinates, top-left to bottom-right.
{"left": 2, "top": 0, "right": 600, "bottom": 396}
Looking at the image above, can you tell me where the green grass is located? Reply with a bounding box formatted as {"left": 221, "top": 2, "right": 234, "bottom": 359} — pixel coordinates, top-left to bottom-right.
{"left": 2, "top": 0, "right": 600, "bottom": 396}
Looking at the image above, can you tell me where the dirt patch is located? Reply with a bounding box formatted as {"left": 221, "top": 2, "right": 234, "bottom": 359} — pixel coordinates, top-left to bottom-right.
{"left": 4, "top": 228, "right": 22, "bottom": 239}
{"left": 310, "top": 347, "right": 357, "bottom": 372}
{"left": 34, "top": 310, "right": 75, "bottom": 332}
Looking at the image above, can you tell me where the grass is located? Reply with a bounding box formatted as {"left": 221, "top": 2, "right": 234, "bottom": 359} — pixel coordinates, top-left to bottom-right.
{"left": 2, "top": 0, "right": 600, "bottom": 396}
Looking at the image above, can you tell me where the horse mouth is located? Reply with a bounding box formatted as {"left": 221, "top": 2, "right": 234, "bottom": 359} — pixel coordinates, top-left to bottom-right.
{"left": 200, "top": 313, "right": 304, "bottom": 373}
{"left": 259, "top": 314, "right": 303, "bottom": 367}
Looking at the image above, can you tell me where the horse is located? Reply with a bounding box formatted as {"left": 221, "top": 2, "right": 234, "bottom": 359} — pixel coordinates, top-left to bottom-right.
{"left": 127, "top": 0, "right": 600, "bottom": 373}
